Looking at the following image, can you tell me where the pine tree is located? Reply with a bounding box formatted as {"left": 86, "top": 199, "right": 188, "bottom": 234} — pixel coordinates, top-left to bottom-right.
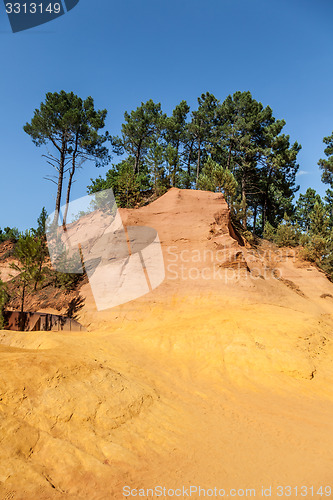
{"left": 188, "top": 93, "right": 219, "bottom": 186}
{"left": 318, "top": 132, "right": 333, "bottom": 186}
{"left": 258, "top": 133, "right": 300, "bottom": 231}
{"left": 88, "top": 157, "right": 149, "bottom": 208}
{"left": 10, "top": 233, "right": 46, "bottom": 323}
{"left": 197, "top": 157, "right": 237, "bottom": 206}
{"left": 309, "top": 201, "right": 329, "bottom": 237}
{"left": 35, "top": 207, "right": 48, "bottom": 236}
{"left": 301, "top": 202, "right": 332, "bottom": 276}
{"left": 263, "top": 216, "right": 300, "bottom": 247}
{"left": 146, "top": 139, "right": 168, "bottom": 196}
{"left": 0, "top": 227, "right": 20, "bottom": 243}
{"left": 32, "top": 208, "right": 49, "bottom": 290}
{"left": 295, "top": 188, "right": 322, "bottom": 232}
{"left": 88, "top": 90, "right": 301, "bottom": 235}
{"left": 164, "top": 101, "right": 190, "bottom": 187}
{"left": 324, "top": 189, "right": 333, "bottom": 229}
{"left": 217, "top": 91, "right": 271, "bottom": 228}
{"left": 115, "top": 100, "right": 166, "bottom": 174}
{"left": 215, "top": 91, "right": 301, "bottom": 231}
{"left": 24, "top": 91, "right": 109, "bottom": 224}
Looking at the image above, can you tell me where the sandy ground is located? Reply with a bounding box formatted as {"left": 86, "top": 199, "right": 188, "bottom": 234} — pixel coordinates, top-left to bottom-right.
{"left": 1, "top": 189, "right": 333, "bottom": 499}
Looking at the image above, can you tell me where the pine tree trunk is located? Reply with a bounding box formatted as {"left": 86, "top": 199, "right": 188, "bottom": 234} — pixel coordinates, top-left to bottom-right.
{"left": 63, "top": 166, "right": 75, "bottom": 228}
{"left": 227, "top": 144, "right": 232, "bottom": 171}
{"left": 134, "top": 141, "right": 142, "bottom": 175}
{"left": 20, "top": 281, "right": 26, "bottom": 331}
{"left": 196, "top": 137, "right": 201, "bottom": 188}
{"left": 53, "top": 138, "right": 67, "bottom": 225}
{"left": 63, "top": 130, "right": 79, "bottom": 228}
{"left": 253, "top": 205, "right": 257, "bottom": 236}
{"left": 262, "top": 199, "right": 268, "bottom": 232}
{"left": 241, "top": 174, "right": 247, "bottom": 230}
{"left": 262, "top": 167, "right": 273, "bottom": 232}
{"left": 172, "top": 140, "right": 180, "bottom": 187}
{"left": 34, "top": 256, "right": 43, "bottom": 292}
{"left": 186, "top": 140, "right": 194, "bottom": 188}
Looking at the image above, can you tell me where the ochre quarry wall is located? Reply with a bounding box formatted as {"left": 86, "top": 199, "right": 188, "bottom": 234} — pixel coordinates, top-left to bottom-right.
{"left": 1, "top": 189, "right": 333, "bottom": 499}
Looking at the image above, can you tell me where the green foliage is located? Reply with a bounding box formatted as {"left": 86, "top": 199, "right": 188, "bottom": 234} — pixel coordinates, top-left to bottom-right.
{"left": 0, "top": 227, "right": 20, "bottom": 243}
{"left": 263, "top": 221, "right": 277, "bottom": 241}
{"left": 0, "top": 278, "right": 9, "bottom": 329}
{"left": 307, "top": 131, "right": 333, "bottom": 279}
{"left": 197, "top": 157, "right": 238, "bottom": 205}
{"left": 214, "top": 91, "right": 297, "bottom": 229}
{"left": 47, "top": 233, "right": 84, "bottom": 291}
{"left": 50, "top": 250, "right": 83, "bottom": 291}
{"left": 113, "top": 99, "right": 166, "bottom": 175}
{"left": 196, "top": 173, "right": 214, "bottom": 192}
{"left": 24, "top": 91, "right": 110, "bottom": 221}
{"left": 301, "top": 234, "right": 330, "bottom": 263}
{"left": 29, "top": 208, "right": 49, "bottom": 290}
{"left": 24, "top": 91, "right": 109, "bottom": 160}
{"left": 164, "top": 100, "right": 190, "bottom": 186}
{"left": 90, "top": 90, "right": 301, "bottom": 235}
{"left": 309, "top": 201, "right": 329, "bottom": 236}
{"left": 324, "top": 189, "right": 333, "bottom": 229}
{"left": 275, "top": 219, "right": 300, "bottom": 247}
{"left": 146, "top": 140, "right": 169, "bottom": 196}
{"left": 53, "top": 270, "right": 82, "bottom": 291}
{"left": 263, "top": 217, "right": 300, "bottom": 247}
{"left": 10, "top": 233, "right": 47, "bottom": 313}
{"left": 188, "top": 92, "right": 220, "bottom": 185}
{"left": 318, "top": 132, "right": 333, "bottom": 187}
{"left": 33, "top": 207, "right": 48, "bottom": 237}
{"left": 88, "top": 157, "right": 150, "bottom": 208}
{"left": 299, "top": 202, "right": 333, "bottom": 279}
{"left": 295, "top": 188, "right": 323, "bottom": 232}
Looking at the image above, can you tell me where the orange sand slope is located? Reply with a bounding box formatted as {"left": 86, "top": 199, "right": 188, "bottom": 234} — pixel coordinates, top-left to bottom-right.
{"left": 1, "top": 188, "right": 333, "bottom": 500}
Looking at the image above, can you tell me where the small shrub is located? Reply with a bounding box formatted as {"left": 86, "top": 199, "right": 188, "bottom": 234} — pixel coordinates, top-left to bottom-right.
{"left": 263, "top": 219, "right": 300, "bottom": 247}
{"left": 275, "top": 221, "right": 300, "bottom": 247}
{"left": 263, "top": 222, "right": 276, "bottom": 242}
{"left": 0, "top": 227, "right": 20, "bottom": 243}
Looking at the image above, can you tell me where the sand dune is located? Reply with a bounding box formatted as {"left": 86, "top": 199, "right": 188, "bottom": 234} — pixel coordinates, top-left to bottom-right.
{"left": 1, "top": 189, "right": 333, "bottom": 499}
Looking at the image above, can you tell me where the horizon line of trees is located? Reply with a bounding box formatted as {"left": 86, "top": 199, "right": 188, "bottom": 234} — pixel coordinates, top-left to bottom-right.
{"left": 23, "top": 89, "right": 303, "bottom": 233}
{"left": 1, "top": 88, "right": 333, "bottom": 319}
{"left": 22, "top": 89, "right": 333, "bottom": 238}
{"left": 88, "top": 91, "right": 302, "bottom": 236}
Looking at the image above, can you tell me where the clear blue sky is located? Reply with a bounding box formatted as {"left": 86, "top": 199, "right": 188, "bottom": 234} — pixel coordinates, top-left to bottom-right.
{"left": 1, "top": 0, "right": 333, "bottom": 230}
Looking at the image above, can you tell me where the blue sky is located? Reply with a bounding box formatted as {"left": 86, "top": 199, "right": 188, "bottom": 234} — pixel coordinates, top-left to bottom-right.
{"left": 1, "top": 0, "right": 333, "bottom": 230}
